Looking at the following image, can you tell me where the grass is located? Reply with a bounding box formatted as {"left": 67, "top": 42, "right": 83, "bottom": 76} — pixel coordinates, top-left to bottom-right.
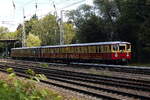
{"left": 89, "top": 68, "right": 112, "bottom": 76}
{"left": 129, "top": 63, "right": 150, "bottom": 67}
{"left": 39, "top": 63, "right": 49, "bottom": 68}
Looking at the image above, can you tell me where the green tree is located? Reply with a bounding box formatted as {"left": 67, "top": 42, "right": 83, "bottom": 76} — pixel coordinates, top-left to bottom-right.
{"left": 113, "top": 0, "right": 150, "bottom": 61}
{"left": 0, "top": 27, "right": 9, "bottom": 34}
{"left": 31, "top": 14, "right": 59, "bottom": 45}
{"left": 26, "top": 33, "right": 41, "bottom": 47}
{"left": 67, "top": 4, "right": 108, "bottom": 43}
{"left": 63, "top": 23, "right": 75, "bottom": 44}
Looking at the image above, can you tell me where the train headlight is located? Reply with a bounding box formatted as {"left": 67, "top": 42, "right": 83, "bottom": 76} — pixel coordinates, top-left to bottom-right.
{"left": 115, "top": 53, "right": 118, "bottom": 57}
{"left": 127, "top": 52, "right": 129, "bottom": 57}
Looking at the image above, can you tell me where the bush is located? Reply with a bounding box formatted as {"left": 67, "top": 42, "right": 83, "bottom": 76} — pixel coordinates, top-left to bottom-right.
{"left": 0, "top": 73, "right": 63, "bottom": 100}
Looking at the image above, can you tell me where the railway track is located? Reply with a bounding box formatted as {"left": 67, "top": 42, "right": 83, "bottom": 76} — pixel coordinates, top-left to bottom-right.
{"left": 3, "top": 58, "right": 150, "bottom": 75}
{"left": 0, "top": 61, "right": 150, "bottom": 100}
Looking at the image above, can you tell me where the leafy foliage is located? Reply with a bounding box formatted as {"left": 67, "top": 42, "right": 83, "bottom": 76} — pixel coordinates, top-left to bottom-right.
{"left": 0, "top": 68, "right": 63, "bottom": 100}
{"left": 26, "top": 33, "right": 41, "bottom": 47}
{"left": 0, "top": 78, "right": 63, "bottom": 100}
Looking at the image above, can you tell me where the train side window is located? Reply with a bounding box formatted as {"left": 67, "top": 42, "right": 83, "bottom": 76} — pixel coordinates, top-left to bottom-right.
{"left": 77, "top": 47, "right": 79, "bottom": 53}
{"left": 81, "top": 47, "right": 83, "bottom": 53}
{"left": 107, "top": 45, "right": 109, "bottom": 52}
{"left": 68, "top": 47, "right": 70, "bottom": 53}
{"left": 86, "top": 46, "right": 88, "bottom": 53}
{"left": 91, "top": 46, "right": 93, "bottom": 53}
{"left": 89, "top": 46, "right": 91, "bottom": 53}
{"left": 59, "top": 48, "right": 61, "bottom": 53}
{"left": 126, "top": 44, "right": 131, "bottom": 50}
{"left": 92, "top": 46, "right": 96, "bottom": 53}
{"left": 54, "top": 48, "right": 56, "bottom": 53}
{"left": 63, "top": 47, "right": 65, "bottom": 53}
{"left": 95, "top": 46, "right": 98, "bottom": 53}
{"left": 87, "top": 46, "right": 89, "bottom": 53}
{"left": 103, "top": 46, "right": 106, "bottom": 53}
{"left": 62, "top": 47, "right": 64, "bottom": 53}
{"left": 101, "top": 46, "right": 103, "bottom": 53}
{"left": 109, "top": 45, "right": 111, "bottom": 52}
{"left": 72, "top": 47, "right": 74, "bottom": 53}
{"left": 74, "top": 47, "right": 76, "bottom": 53}
{"left": 84, "top": 46, "right": 87, "bottom": 53}
{"left": 70, "top": 47, "right": 72, "bottom": 53}
{"left": 75, "top": 47, "right": 77, "bottom": 53}
{"left": 55, "top": 48, "right": 57, "bottom": 53}
{"left": 99, "top": 46, "right": 101, "bottom": 53}
{"left": 83, "top": 47, "right": 85, "bottom": 53}
{"left": 73, "top": 47, "right": 74, "bottom": 53}
{"left": 78, "top": 47, "right": 82, "bottom": 53}
{"left": 79, "top": 47, "right": 81, "bottom": 53}
{"left": 57, "top": 48, "right": 59, "bottom": 53}
{"left": 49, "top": 48, "right": 51, "bottom": 53}
{"left": 80, "top": 47, "right": 82, "bottom": 53}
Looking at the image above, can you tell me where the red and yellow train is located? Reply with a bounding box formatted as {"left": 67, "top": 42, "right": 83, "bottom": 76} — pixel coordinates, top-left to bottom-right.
{"left": 11, "top": 41, "right": 131, "bottom": 64}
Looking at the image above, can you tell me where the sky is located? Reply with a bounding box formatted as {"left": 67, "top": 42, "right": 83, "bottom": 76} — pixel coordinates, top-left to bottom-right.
{"left": 0, "top": 0, "right": 93, "bottom": 32}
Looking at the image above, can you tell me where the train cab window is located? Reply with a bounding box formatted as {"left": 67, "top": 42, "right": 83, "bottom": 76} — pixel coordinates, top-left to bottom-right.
{"left": 126, "top": 44, "right": 131, "bottom": 50}
{"left": 119, "top": 46, "right": 125, "bottom": 51}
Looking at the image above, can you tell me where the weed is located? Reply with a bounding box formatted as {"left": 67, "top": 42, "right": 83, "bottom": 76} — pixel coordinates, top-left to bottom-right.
{"left": 40, "top": 63, "right": 49, "bottom": 68}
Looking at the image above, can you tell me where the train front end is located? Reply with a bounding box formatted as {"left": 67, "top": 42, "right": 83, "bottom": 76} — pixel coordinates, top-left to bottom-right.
{"left": 111, "top": 42, "right": 131, "bottom": 63}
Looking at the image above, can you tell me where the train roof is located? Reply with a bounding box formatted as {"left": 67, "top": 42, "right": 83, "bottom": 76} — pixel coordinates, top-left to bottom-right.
{"left": 12, "top": 41, "right": 130, "bottom": 50}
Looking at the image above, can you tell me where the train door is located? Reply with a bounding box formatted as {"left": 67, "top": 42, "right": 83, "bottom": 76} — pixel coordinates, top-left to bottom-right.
{"left": 119, "top": 44, "right": 126, "bottom": 60}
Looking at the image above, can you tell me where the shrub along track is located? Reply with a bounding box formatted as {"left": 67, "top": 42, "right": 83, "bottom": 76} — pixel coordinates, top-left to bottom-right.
{"left": 0, "top": 61, "right": 150, "bottom": 99}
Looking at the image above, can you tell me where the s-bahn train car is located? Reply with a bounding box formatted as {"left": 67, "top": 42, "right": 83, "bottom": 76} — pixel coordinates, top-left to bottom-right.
{"left": 11, "top": 41, "right": 131, "bottom": 64}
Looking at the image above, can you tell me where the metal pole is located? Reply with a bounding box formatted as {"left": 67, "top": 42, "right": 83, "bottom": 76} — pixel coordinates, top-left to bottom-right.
{"left": 60, "top": 10, "right": 64, "bottom": 45}
{"left": 22, "top": 8, "right": 26, "bottom": 47}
